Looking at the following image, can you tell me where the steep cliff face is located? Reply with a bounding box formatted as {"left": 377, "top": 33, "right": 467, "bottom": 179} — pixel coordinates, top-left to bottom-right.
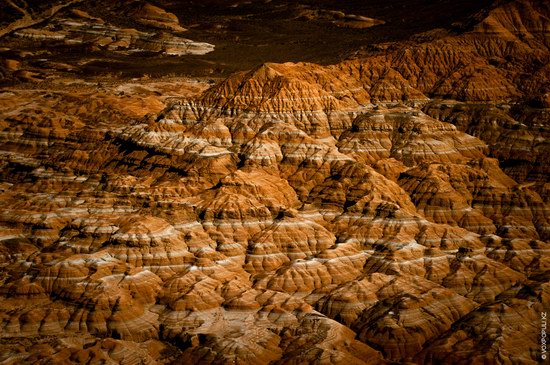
{"left": 0, "top": 0, "right": 549, "bottom": 364}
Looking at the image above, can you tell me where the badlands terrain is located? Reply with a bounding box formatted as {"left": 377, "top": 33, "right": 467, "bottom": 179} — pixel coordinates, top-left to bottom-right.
{"left": 0, "top": 0, "right": 549, "bottom": 364}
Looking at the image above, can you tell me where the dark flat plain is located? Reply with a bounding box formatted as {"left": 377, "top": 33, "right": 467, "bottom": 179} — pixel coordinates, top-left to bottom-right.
{"left": 3, "top": 0, "right": 495, "bottom": 79}
{"left": 151, "top": 0, "right": 495, "bottom": 74}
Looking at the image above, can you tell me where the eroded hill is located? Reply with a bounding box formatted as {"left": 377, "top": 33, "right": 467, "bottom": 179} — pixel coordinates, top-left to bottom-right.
{"left": 0, "top": 0, "right": 548, "bottom": 364}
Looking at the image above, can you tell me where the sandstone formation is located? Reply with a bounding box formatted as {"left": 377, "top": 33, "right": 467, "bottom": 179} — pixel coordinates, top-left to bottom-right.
{"left": 294, "top": 6, "right": 386, "bottom": 29}
{"left": 0, "top": 0, "right": 214, "bottom": 83}
{"left": 0, "top": 0, "right": 549, "bottom": 364}
{"left": 10, "top": 10, "right": 213, "bottom": 56}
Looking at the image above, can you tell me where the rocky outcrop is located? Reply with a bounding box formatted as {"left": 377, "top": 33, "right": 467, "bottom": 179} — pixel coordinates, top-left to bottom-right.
{"left": 12, "top": 16, "right": 213, "bottom": 56}
{"left": 415, "top": 276, "right": 550, "bottom": 364}
{"left": 131, "top": 3, "right": 186, "bottom": 32}
{"left": 423, "top": 101, "right": 550, "bottom": 185}
{"left": 294, "top": 6, "right": 386, "bottom": 29}
{"left": 398, "top": 158, "right": 549, "bottom": 240}
{"left": 337, "top": 107, "right": 487, "bottom": 166}
{"left": 1, "top": 0, "right": 214, "bottom": 71}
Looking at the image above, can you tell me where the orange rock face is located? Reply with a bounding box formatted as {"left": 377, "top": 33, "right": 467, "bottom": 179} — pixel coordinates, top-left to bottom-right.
{"left": 0, "top": 0, "right": 549, "bottom": 363}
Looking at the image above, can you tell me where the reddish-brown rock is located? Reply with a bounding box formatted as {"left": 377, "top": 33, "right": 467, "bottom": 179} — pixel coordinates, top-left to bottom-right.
{"left": 0, "top": 0, "right": 548, "bottom": 363}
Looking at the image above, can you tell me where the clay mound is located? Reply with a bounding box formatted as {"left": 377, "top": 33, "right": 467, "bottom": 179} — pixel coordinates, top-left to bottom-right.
{"left": 333, "top": 15, "right": 385, "bottom": 30}
{"left": 111, "top": 215, "right": 179, "bottom": 246}
{"left": 186, "top": 63, "right": 363, "bottom": 139}
{"left": 337, "top": 107, "right": 487, "bottom": 166}
{"left": 415, "top": 277, "right": 550, "bottom": 364}
{"left": 194, "top": 60, "right": 430, "bottom": 127}
{"left": 244, "top": 212, "right": 336, "bottom": 275}
{"left": 131, "top": 2, "right": 186, "bottom": 32}
{"left": 193, "top": 188, "right": 273, "bottom": 255}
{"left": 1, "top": 252, "right": 163, "bottom": 341}
{"left": 0, "top": 337, "right": 170, "bottom": 365}
{"left": 294, "top": 7, "right": 385, "bottom": 30}
{"left": 219, "top": 170, "right": 300, "bottom": 211}
{"left": 199, "top": 62, "right": 365, "bottom": 113}
{"left": 158, "top": 262, "right": 384, "bottom": 364}
{"left": 423, "top": 100, "right": 550, "bottom": 185}
{"left": 399, "top": 159, "right": 550, "bottom": 240}
{"left": 196, "top": 189, "right": 272, "bottom": 222}
{"left": 106, "top": 216, "right": 196, "bottom": 277}
{"left": 0, "top": 0, "right": 549, "bottom": 363}
{"left": 303, "top": 160, "right": 417, "bottom": 215}
{"left": 316, "top": 273, "right": 478, "bottom": 361}
{"left": 399, "top": 163, "right": 497, "bottom": 234}
{"left": 473, "top": 0, "right": 550, "bottom": 42}
{"left": 484, "top": 236, "right": 550, "bottom": 275}
{"left": 360, "top": 0, "right": 550, "bottom": 104}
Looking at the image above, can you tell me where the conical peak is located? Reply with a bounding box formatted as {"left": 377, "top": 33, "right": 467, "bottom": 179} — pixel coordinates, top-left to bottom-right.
{"left": 196, "top": 61, "right": 347, "bottom": 114}
{"left": 242, "top": 62, "right": 324, "bottom": 85}
{"left": 206, "top": 62, "right": 299, "bottom": 95}
{"left": 247, "top": 63, "right": 285, "bottom": 81}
